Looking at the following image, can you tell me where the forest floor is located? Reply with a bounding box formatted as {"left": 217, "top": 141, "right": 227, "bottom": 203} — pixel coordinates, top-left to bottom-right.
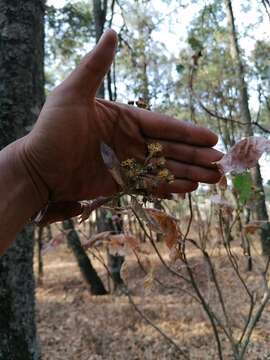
{"left": 35, "top": 239, "right": 270, "bottom": 360}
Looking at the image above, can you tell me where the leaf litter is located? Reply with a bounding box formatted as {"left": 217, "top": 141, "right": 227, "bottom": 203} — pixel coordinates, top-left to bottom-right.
{"left": 36, "top": 241, "right": 270, "bottom": 360}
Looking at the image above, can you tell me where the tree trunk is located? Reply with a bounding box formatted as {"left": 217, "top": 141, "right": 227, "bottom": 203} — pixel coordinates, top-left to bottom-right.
{"left": 104, "top": 212, "right": 125, "bottom": 292}
{"left": 93, "top": 0, "right": 107, "bottom": 98}
{"left": 0, "top": 1, "right": 45, "bottom": 359}
{"left": 63, "top": 220, "right": 107, "bottom": 295}
{"left": 93, "top": 0, "right": 125, "bottom": 290}
{"left": 37, "top": 227, "right": 44, "bottom": 286}
{"left": 224, "top": 0, "right": 270, "bottom": 254}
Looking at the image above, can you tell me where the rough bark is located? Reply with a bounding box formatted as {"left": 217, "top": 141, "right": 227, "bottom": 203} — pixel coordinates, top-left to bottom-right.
{"left": 224, "top": 0, "right": 270, "bottom": 254}
{"left": 37, "top": 227, "right": 44, "bottom": 286}
{"left": 63, "top": 220, "right": 107, "bottom": 295}
{"left": 0, "top": 1, "right": 45, "bottom": 358}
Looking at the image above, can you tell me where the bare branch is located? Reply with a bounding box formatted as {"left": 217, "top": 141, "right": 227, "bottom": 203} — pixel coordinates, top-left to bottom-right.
{"left": 123, "top": 286, "right": 190, "bottom": 360}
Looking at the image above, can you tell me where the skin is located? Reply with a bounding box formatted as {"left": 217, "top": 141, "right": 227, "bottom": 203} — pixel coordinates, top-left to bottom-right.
{"left": 0, "top": 29, "right": 222, "bottom": 254}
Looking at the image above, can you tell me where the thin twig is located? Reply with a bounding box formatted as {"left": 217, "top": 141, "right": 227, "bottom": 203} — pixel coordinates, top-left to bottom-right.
{"left": 131, "top": 206, "right": 192, "bottom": 284}
{"left": 239, "top": 288, "right": 270, "bottom": 358}
{"left": 123, "top": 286, "right": 190, "bottom": 360}
{"left": 180, "top": 198, "right": 224, "bottom": 359}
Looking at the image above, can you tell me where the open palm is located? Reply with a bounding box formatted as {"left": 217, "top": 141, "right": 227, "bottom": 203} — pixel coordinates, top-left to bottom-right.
{"left": 22, "top": 30, "right": 222, "bottom": 220}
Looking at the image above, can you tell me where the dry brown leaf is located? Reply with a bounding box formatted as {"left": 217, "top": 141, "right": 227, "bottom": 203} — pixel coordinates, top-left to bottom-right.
{"left": 146, "top": 208, "right": 181, "bottom": 249}
{"left": 108, "top": 234, "right": 126, "bottom": 256}
{"left": 108, "top": 233, "right": 143, "bottom": 256}
{"left": 218, "top": 175, "right": 228, "bottom": 190}
{"left": 131, "top": 198, "right": 162, "bottom": 232}
{"left": 244, "top": 221, "right": 267, "bottom": 235}
{"left": 217, "top": 137, "right": 270, "bottom": 174}
{"left": 82, "top": 231, "right": 112, "bottom": 249}
{"left": 100, "top": 142, "right": 125, "bottom": 187}
{"left": 125, "top": 234, "right": 141, "bottom": 251}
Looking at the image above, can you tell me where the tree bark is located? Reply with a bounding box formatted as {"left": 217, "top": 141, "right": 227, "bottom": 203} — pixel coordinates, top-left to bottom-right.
{"left": 224, "top": 0, "right": 270, "bottom": 254}
{"left": 37, "top": 227, "right": 44, "bottom": 286}
{"left": 0, "top": 1, "right": 45, "bottom": 358}
{"left": 63, "top": 220, "right": 107, "bottom": 295}
{"left": 93, "top": 0, "right": 108, "bottom": 98}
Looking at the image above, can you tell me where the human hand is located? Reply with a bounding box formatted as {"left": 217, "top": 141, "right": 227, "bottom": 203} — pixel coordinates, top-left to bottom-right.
{"left": 18, "top": 30, "right": 222, "bottom": 220}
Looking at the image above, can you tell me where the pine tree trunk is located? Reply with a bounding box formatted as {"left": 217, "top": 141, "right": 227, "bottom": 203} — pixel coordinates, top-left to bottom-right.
{"left": 37, "top": 227, "right": 44, "bottom": 286}
{"left": 93, "top": 0, "right": 125, "bottom": 290}
{"left": 0, "top": 1, "right": 45, "bottom": 358}
{"left": 224, "top": 0, "right": 270, "bottom": 254}
{"left": 93, "top": 0, "right": 107, "bottom": 98}
{"left": 63, "top": 220, "right": 107, "bottom": 295}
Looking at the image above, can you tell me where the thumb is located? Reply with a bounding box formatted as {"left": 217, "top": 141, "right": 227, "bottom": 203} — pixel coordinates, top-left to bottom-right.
{"left": 63, "top": 29, "right": 118, "bottom": 96}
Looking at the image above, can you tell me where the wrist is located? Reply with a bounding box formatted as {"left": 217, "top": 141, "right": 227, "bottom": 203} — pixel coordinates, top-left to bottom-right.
{"left": 8, "top": 137, "right": 50, "bottom": 214}
{"left": 0, "top": 138, "right": 50, "bottom": 253}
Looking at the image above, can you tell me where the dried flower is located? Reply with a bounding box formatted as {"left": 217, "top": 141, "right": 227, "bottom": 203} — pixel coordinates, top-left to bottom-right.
{"left": 121, "top": 158, "right": 135, "bottom": 168}
{"left": 148, "top": 142, "right": 163, "bottom": 156}
{"left": 158, "top": 169, "right": 170, "bottom": 178}
{"left": 156, "top": 157, "right": 166, "bottom": 166}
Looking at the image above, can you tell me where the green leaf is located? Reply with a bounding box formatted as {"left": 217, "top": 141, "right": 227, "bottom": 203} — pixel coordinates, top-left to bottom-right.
{"left": 187, "top": 36, "right": 202, "bottom": 51}
{"left": 233, "top": 172, "right": 253, "bottom": 205}
{"left": 176, "top": 64, "right": 185, "bottom": 74}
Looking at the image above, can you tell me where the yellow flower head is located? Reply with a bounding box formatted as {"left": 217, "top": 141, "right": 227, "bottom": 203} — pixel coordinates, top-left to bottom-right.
{"left": 148, "top": 142, "right": 163, "bottom": 156}
{"left": 158, "top": 169, "right": 170, "bottom": 178}
{"left": 121, "top": 158, "right": 135, "bottom": 168}
{"left": 156, "top": 157, "right": 166, "bottom": 166}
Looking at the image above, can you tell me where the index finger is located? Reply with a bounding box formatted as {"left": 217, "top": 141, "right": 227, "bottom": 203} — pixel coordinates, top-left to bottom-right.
{"left": 136, "top": 108, "right": 218, "bottom": 147}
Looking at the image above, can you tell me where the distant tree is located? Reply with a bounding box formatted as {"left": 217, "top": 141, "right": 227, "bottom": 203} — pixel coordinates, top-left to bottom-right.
{"left": 224, "top": 0, "right": 270, "bottom": 254}
{"left": 93, "top": 0, "right": 108, "bottom": 97}
{"left": 63, "top": 220, "right": 107, "bottom": 295}
{"left": 45, "top": 1, "right": 94, "bottom": 91}
{"left": 252, "top": 40, "right": 270, "bottom": 127}
{"left": 170, "top": 0, "right": 270, "bottom": 253}
{"left": 116, "top": 1, "right": 175, "bottom": 107}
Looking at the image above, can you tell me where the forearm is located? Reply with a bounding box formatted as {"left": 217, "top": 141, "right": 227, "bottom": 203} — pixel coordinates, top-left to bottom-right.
{"left": 0, "top": 138, "right": 48, "bottom": 254}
